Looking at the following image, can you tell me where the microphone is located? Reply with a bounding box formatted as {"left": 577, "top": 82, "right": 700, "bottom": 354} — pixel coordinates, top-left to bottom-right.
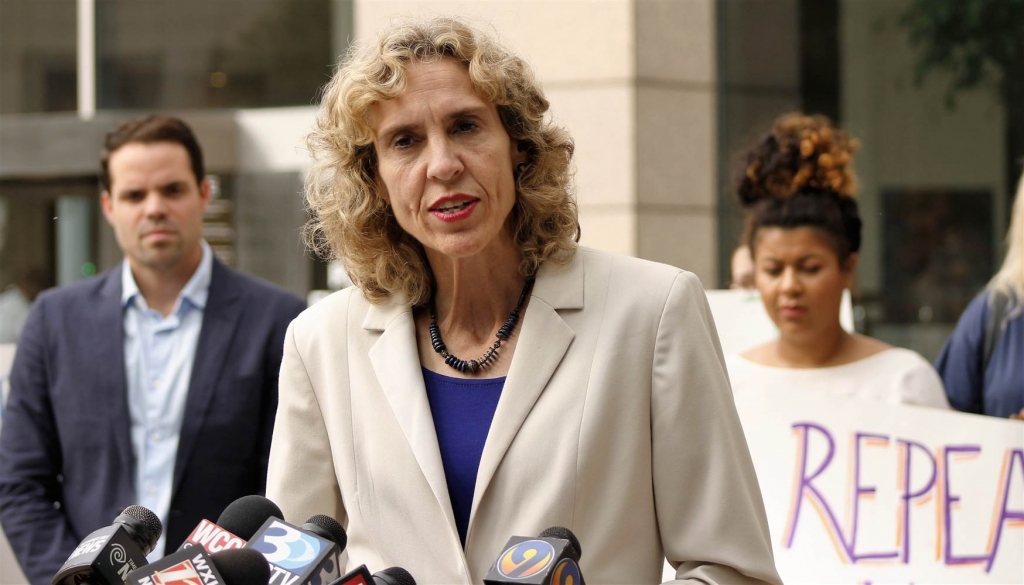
{"left": 245, "top": 513, "right": 347, "bottom": 584}
{"left": 483, "top": 526, "right": 586, "bottom": 585}
{"left": 218, "top": 494, "right": 286, "bottom": 540}
{"left": 179, "top": 494, "right": 284, "bottom": 553}
{"left": 51, "top": 505, "right": 163, "bottom": 585}
{"left": 329, "top": 565, "right": 416, "bottom": 585}
{"left": 211, "top": 548, "right": 273, "bottom": 584}
{"left": 301, "top": 514, "right": 347, "bottom": 552}
{"left": 124, "top": 546, "right": 225, "bottom": 585}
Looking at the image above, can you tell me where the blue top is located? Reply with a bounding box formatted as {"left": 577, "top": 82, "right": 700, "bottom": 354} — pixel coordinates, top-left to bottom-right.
{"left": 935, "top": 290, "right": 1024, "bottom": 418}
{"left": 422, "top": 368, "right": 504, "bottom": 546}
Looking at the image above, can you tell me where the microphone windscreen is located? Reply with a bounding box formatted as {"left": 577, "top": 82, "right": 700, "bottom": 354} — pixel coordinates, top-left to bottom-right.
{"left": 210, "top": 548, "right": 271, "bottom": 585}
{"left": 376, "top": 566, "right": 416, "bottom": 585}
{"left": 216, "top": 495, "right": 283, "bottom": 540}
{"left": 117, "top": 504, "right": 164, "bottom": 554}
{"left": 538, "top": 526, "right": 582, "bottom": 560}
{"left": 305, "top": 514, "right": 347, "bottom": 550}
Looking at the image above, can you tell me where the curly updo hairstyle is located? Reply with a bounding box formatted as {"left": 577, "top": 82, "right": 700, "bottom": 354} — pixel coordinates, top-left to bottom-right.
{"left": 304, "top": 16, "right": 578, "bottom": 306}
{"left": 737, "top": 113, "right": 862, "bottom": 265}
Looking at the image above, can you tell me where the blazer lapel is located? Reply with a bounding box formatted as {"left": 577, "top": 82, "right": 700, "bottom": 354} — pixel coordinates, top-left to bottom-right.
{"left": 468, "top": 253, "right": 584, "bottom": 529}
{"left": 365, "top": 298, "right": 459, "bottom": 537}
{"left": 95, "top": 269, "right": 135, "bottom": 493}
{"left": 172, "top": 260, "right": 241, "bottom": 497}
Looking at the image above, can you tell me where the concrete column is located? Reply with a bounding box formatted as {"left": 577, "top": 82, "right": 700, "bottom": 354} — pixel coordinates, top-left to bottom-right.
{"left": 635, "top": 0, "right": 719, "bottom": 285}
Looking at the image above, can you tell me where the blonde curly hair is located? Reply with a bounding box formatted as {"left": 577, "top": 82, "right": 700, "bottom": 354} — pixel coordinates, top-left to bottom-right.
{"left": 304, "top": 16, "right": 578, "bottom": 305}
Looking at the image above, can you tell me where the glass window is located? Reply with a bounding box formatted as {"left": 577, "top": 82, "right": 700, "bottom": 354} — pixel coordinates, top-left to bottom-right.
{"left": 0, "top": 0, "right": 78, "bottom": 114}
{"left": 96, "top": 0, "right": 334, "bottom": 109}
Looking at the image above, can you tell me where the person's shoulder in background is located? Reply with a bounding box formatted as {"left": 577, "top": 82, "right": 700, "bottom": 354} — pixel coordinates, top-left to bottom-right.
{"left": 875, "top": 347, "right": 951, "bottom": 409}
{"left": 222, "top": 264, "right": 306, "bottom": 316}
{"left": 934, "top": 290, "right": 991, "bottom": 413}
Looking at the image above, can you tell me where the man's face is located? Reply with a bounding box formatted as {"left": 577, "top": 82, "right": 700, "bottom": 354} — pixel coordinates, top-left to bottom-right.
{"left": 101, "top": 141, "right": 210, "bottom": 273}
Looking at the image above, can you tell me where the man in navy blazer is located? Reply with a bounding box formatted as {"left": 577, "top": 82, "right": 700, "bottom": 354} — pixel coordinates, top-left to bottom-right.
{"left": 0, "top": 115, "right": 306, "bottom": 583}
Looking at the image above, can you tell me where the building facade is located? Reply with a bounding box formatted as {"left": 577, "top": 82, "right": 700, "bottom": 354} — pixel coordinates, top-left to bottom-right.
{"left": 0, "top": 0, "right": 1017, "bottom": 355}
{"left": 1, "top": 1, "right": 1020, "bottom": 582}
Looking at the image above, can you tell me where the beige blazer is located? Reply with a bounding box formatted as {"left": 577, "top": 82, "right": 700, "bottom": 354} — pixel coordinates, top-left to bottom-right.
{"left": 266, "top": 247, "right": 781, "bottom": 584}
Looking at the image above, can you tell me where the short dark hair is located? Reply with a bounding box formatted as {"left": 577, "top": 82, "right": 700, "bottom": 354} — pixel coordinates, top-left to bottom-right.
{"left": 100, "top": 115, "right": 205, "bottom": 191}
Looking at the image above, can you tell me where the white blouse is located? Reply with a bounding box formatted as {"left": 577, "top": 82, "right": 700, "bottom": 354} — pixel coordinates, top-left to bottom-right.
{"left": 726, "top": 348, "right": 951, "bottom": 409}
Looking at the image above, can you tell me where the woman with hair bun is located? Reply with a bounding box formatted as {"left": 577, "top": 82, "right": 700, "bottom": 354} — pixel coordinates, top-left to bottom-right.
{"left": 727, "top": 113, "right": 949, "bottom": 408}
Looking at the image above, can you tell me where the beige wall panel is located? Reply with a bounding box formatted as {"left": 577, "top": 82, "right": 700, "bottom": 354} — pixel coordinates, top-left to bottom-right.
{"left": 578, "top": 205, "right": 635, "bottom": 257}
{"left": 637, "top": 209, "right": 717, "bottom": 286}
{"left": 544, "top": 85, "right": 635, "bottom": 208}
{"left": 236, "top": 107, "right": 318, "bottom": 173}
{"left": 354, "top": 0, "right": 635, "bottom": 84}
{"left": 636, "top": 0, "right": 715, "bottom": 85}
{"left": 636, "top": 86, "right": 716, "bottom": 208}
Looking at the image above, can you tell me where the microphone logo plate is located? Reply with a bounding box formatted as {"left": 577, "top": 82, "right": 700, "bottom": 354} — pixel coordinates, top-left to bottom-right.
{"left": 250, "top": 519, "right": 323, "bottom": 571}
{"left": 497, "top": 539, "right": 556, "bottom": 579}
{"left": 143, "top": 558, "right": 219, "bottom": 585}
{"left": 551, "top": 558, "right": 583, "bottom": 585}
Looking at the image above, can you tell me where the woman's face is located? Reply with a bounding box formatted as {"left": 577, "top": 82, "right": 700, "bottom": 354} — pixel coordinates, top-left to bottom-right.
{"left": 370, "top": 58, "right": 525, "bottom": 261}
{"left": 753, "top": 226, "right": 855, "bottom": 342}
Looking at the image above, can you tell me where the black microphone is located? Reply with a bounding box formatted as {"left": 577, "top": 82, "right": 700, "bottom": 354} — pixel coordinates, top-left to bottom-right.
{"left": 483, "top": 526, "right": 586, "bottom": 585}
{"left": 245, "top": 513, "right": 347, "bottom": 584}
{"left": 51, "top": 505, "right": 163, "bottom": 585}
{"left": 211, "top": 547, "right": 273, "bottom": 584}
{"left": 218, "top": 494, "right": 286, "bottom": 541}
{"left": 302, "top": 514, "right": 347, "bottom": 552}
{"left": 178, "top": 494, "right": 284, "bottom": 553}
{"left": 329, "top": 565, "right": 416, "bottom": 585}
{"left": 124, "top": 546, "right": 225, "bottom": 585}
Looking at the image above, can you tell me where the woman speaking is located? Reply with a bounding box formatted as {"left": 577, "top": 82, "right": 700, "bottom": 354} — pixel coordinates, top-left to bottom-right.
{"left": 266, "top": 17, "right": 780, "bottom": 584}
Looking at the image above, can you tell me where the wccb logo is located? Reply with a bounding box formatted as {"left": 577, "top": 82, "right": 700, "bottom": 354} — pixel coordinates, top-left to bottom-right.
{"left": 497, "top": 540, "right": 556, "bottom": 579}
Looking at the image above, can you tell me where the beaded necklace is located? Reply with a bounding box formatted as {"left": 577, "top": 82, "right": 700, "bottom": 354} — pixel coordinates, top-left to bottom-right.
{"left": 428, "top": 277, "right": 535, "bottom": 374}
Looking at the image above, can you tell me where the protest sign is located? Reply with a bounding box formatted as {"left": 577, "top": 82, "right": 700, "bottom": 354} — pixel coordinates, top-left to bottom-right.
{"left": 735, "top": 386, "right": 1023, "bottom": 584}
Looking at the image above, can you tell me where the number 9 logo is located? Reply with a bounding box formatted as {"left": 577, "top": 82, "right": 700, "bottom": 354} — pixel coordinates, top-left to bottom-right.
{"left": 551, "top": 558, "right": 583, "bottom": 585}
{"left": 496, "top": 540, "right": 556, "bottom": 579}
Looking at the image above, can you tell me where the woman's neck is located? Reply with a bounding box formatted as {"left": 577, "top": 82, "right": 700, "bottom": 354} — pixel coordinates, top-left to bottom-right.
{"left": 774, "top": 325, "right": 851, "bottom": 368}
{"left": 425, "top": 235, "right": 527, "bottom": 344}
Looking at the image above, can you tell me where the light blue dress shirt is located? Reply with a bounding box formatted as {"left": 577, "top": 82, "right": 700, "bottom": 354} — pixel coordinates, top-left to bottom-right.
{"left": 121, "top": 240, "right": 212, "bottom": 559}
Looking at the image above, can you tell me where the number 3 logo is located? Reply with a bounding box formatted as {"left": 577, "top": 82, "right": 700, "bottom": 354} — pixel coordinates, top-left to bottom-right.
{"left": 253, "top": 521, "right": 321, "bottom": 570}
